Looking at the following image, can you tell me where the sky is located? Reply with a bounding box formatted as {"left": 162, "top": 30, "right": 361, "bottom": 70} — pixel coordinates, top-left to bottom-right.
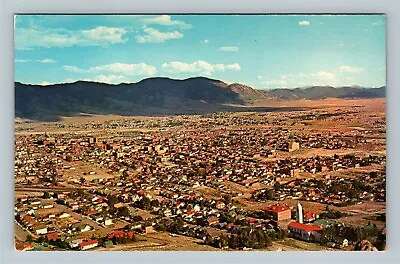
{"left": 14, "top": 14, "right": 386, "bottom": 89}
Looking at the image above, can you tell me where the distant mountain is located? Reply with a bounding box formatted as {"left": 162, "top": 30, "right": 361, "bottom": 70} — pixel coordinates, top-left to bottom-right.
{"left": 269, "top": 85, "right": 386, "bottom": 100}
{"left": 15, "top": 77, "right": 385, "bottom": 121}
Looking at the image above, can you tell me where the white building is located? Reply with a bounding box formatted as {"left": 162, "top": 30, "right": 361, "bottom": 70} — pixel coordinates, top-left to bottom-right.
{"left": 80, "top": 240, "right": 98, "bottom": 251}
{"left": 296, "top": 202, "right": 303, "bottom": 223}
{"left": 104, "top": 218, "right": 113, "bottom": 226}
{"left": 34, "top": 226, "right": 48, "bottom": 235}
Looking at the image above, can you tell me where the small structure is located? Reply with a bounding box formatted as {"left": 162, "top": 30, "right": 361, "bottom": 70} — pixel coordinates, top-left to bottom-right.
{"left": 289, "top": 141, "right": 300, "bottom": 152}
{"left": 104, "top": 218, "right": 113, "bottom": 226}
{"left": 304, "top": 211, "right": 319, "bottom": 223}
{"left": 145, "top": 226, "right": 154, "bottom": 234}
{"left": 15, "top": 240, "right": 34, "bottom": 251}
{"left": 329, "top": 236, "right": 349, "bottom": 248}
{"left": 66, "top": 238, "right": 83, "bottom": 249}
{"left": 45, "top": 232, "right": 59, "bottom": 241}
{"left": 33, "top": 224, "right": 48, "bottom": 235}
{"left": 79, "top": 240, "right": 98, "bottom": 251}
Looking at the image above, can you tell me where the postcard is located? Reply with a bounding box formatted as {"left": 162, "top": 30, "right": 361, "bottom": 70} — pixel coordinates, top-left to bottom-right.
{"left": 14, "top": 14, "right": 386, "bottom": 252}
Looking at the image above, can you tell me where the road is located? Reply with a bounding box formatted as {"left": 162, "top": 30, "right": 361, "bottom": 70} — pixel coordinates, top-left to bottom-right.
{"left": 39, "top": 198, "right": 103, "bottom": 230}
{"left": 15, "top": 221, "right": 34, "bottom": 242}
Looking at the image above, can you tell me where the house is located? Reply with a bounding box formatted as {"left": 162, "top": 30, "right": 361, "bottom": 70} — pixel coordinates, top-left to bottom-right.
{"left": 32, "top": 224, "right": 47, "bottom": 235}
{"left": 145, "top": 226, "right": 154, "bottom": 234}
{"left": 19, "top": 196, "right": 28, "bottom": 203}
{"left": 207, "top": 216, "right": 219, "bottom": 226}
{"left": 287, "top": 221, "right": 323, "bottom": 242}
{"left": 69, "top": 203, "right": 79, "bottom": 211}
{"left": 330, "top": 236, "right": 349, "bottom": 248}
{"left": 58, "top": 212, "right": 70, "bottom": 219}
{"left": 45, "top": 232, "right": 59, "bottom": 241}
{"left": 80, "top": 225, "right": 92, "bottom": 233}
{"left": 71, "top": 222, "right": 92, "bottom": 233}
{"left": 304, "top": 211, "right": 319, "bottom": 223}
{"left": 66, "top": 238, "right": 83, "bottom": 248}
{"left": 193, "top": 204, "right": 201, "bottom": 212}
{"left": 163, "top": 209, "right": 172, "bottom": 217}
{"left": 104, "top": 218, "right": 113, "bottom": 226}
{"left": 42, "top": 203, "right": 54, "bottom": 209}
{"left": 79, "top": 240, "right": 98, "bottom": 251}
{"left": 15, "top": 240, "right": 34, "bottom": 251}
{"left": 265, "top": 204, "right": 291, "bottom": 221}
{"left": 114, "top": 203, "right": 125, "bottom": 209}
{"left": 216, "top": 201, "right": 225, "bottom": 209}
{"left": 289, "top": 141, "right": 300, "bottom": 152}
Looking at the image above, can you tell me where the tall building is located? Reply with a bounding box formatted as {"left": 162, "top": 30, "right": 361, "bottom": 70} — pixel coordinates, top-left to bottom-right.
{"left": 296, "top": 202, "right": 303, "bottom": 223}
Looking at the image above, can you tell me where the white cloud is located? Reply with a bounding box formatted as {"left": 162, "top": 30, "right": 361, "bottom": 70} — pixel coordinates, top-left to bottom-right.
{"left": 162, "top": 61, "right": 213, "bottom": 75}
{"left": 226, "top": 63, "right": 241, "bottom": 71}
{"left": 136, "top": 27, "right": 183, "bottom": 43}
{"left": 37, "top": 58, "right": 56, "bottom": 63}
{"left": 63, "top": 63, "right": 157, "bottom": 77}
{"left": 219, "top": 46, "right": 239, "bottom": 52}
{"left": 88, "top": 63, "right": 157, "bottom": 76}
{"left": 15, "top": 26, "right": 127, "bottom": 50}
{"left": 15, "top": 59, "right": 29, "bottom": 63}
{"left": 63, "top": 65, "right": 85, "bottom": 73}
{"left": 80, "top": 26, "right": 127, "bottom": 44}
{"left": 83, "top": 75, "right": 134, "bottom": 84}
{"left": 340, "top": 65, "right": 363, "bottom": 73}
{"left": 202, "top": 39, "right": 209, "bottom": 44}
{"left": 143, "top": 15, "right": 192, "bottom": 29}
{"left": 15, "top": 58, "right": 56, "bottom": 63}
{"left": 314, "top": 71, "right": 336, "bottom": 81}
{"left": 162, "top": 60, "right": 241, "bottom": 76}
{"left": 214, "top": 64, "right": 225, "bottom": 71}
{"left": 299, "top": 20, "right": 310, "bottom": 26}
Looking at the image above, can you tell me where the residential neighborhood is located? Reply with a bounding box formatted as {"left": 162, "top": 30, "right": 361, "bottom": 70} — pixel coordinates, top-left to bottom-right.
{"left": 14, "top": 105, "right": 386, "bottom": 251}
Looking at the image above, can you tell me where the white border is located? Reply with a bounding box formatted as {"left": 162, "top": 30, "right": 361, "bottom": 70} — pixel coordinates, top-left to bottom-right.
{"left": 1, "top": 1, "right": 399, "bottom": 264}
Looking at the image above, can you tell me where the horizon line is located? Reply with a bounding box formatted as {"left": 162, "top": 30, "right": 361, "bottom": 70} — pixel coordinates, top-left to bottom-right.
{"left": 14, "top": 76, "right": 386, "bottom": 90}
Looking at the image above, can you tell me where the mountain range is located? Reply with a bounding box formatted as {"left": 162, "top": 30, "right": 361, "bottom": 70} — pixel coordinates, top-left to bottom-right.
{"left": 15, "top": 77, "right": 386, "bottom": 121}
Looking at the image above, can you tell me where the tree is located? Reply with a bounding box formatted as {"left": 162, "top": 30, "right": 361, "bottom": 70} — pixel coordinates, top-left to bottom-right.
{"left": 274, "top": 181, "right": 281, "bottom": 191}
{"left": 224, "top": 194, "right": 232, "bottom": 204}
{"left": 80, "top": 177, "right": 86, "bottom": 185}
{"left": 265, "top": 189, "right": 276, "bottom": 200}
{"left": 107, "top": 194, "right": 118, "bottom": 207}
{"left": 43, "top": 191, "right": 51, "bottom": 199}
{"left": 150, "top": 199, "right": 160, "bottom": 208}
{"left": 26, "top": 234, "right": 34, "bottom": 243}
{"left": 157, "top": 224, "right": 167, "bottom": 232}
{"left": 122, "top": 170, "right": 129, "bottom": 179}
{"left": 119, "top": 206, "right": 130, "bottom": 218}
{"left": 141, "top": 197, "right": 151, "bottom": 210}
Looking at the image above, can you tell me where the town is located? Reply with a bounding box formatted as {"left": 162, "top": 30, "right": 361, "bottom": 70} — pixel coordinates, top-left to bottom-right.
{"left": 14, "top": 99, "right": 386, "bottom": 251}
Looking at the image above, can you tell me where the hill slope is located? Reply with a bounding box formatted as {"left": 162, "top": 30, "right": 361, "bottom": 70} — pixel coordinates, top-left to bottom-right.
{"left": 15, "top": 77, "right": 385, "bottom": 121}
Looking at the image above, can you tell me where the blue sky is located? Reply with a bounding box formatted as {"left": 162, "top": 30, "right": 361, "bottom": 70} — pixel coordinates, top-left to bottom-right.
{"left": 14, "top": 14, "right": 386, "bottom": 89}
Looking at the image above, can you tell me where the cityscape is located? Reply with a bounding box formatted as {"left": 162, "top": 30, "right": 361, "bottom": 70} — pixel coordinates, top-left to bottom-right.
{"left": 14, "top": 14, "right": 386, "bottom": 251}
